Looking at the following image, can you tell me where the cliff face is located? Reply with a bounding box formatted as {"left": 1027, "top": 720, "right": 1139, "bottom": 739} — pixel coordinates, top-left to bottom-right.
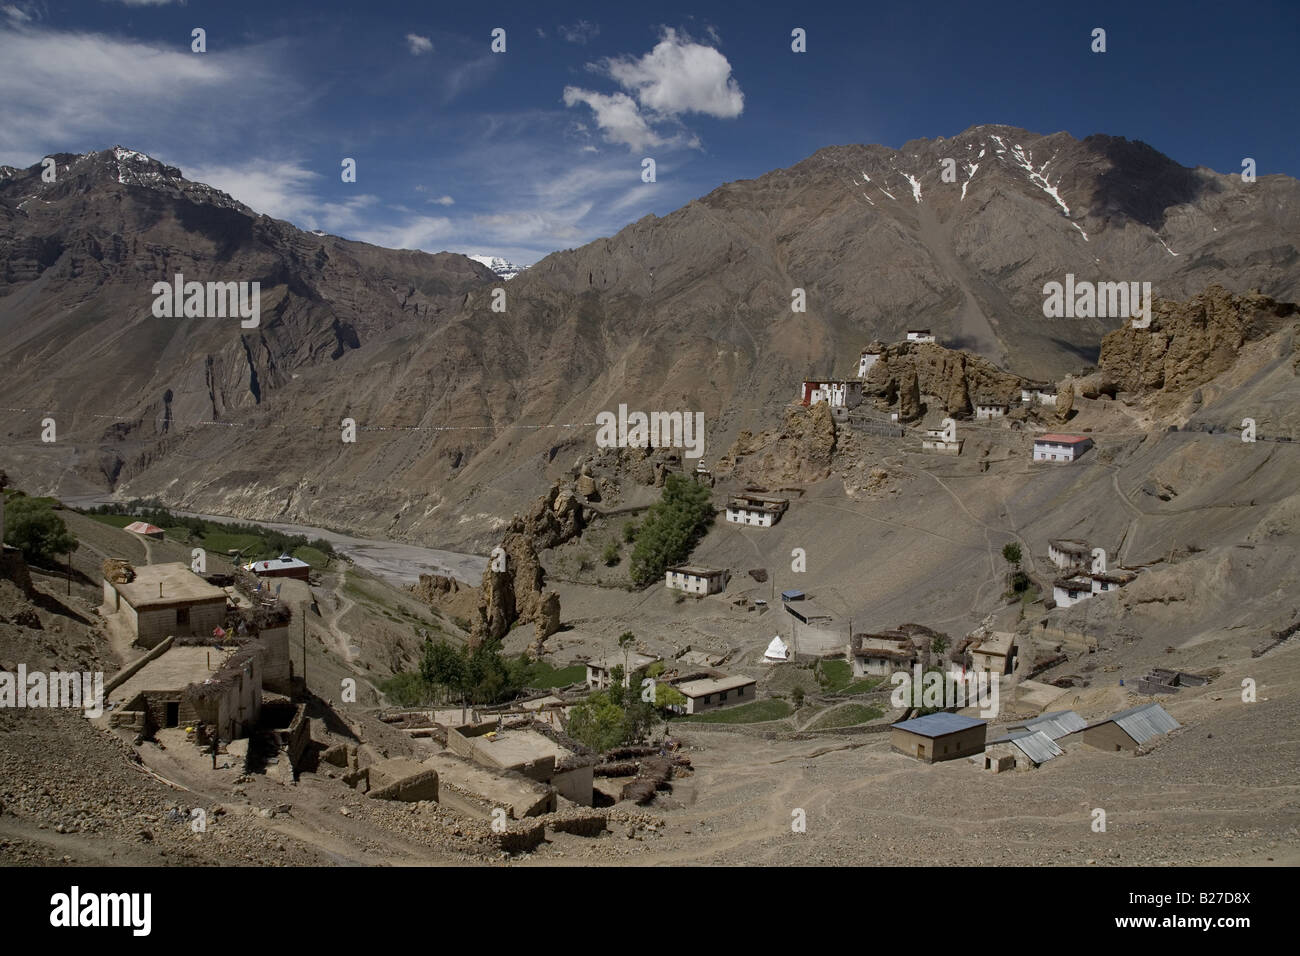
{"left": 1098, "top": 285, "right": 1298, "bottom": 394}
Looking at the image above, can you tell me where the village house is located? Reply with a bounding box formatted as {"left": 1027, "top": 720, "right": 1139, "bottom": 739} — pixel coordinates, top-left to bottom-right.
{"left": 673, "top": 674, "right": 757, "bottom": 714}
{"left": 245, "top": 553, "right": 311, "bottom": 581}
{"left": 108, "top": 641, "right": 264, "bottom": 742}
{"left": 890, "top": 712, "right": 987, "bottom": 763}
{"left": 921, "top": 428, "right": 963, "bottom": 455}
{"left": 968, "top": 630, "right": 1017, "bottom": 675}
{"left": 586, "top": 652, "right": 659, "bottom": 690}
{"left": 1077, "top": 702, "right": 1179, "bottom": 753}
{"left": 849, "top": 632, "right": 916, "bottom": 677}
{"left": 1033, "top": 434, "right": 1093, "bottom": 463}
{"left": 446, "top": 722, "right": 595, "bottom": 806}
{"left": 800, "top": 379, "right": 864, "bottom": 409}
{"left": 665, "top": 565, "right": 728, "bottom": 595}
{"left": 905, "top": 329, "right": 937, "bottom": 343}
{"left": 1053, "top": 569, "right": 1137, "bottom": 608}
{"left": 1048, "top": 538, "right": 1091, "bottom": 571}
{"left": 981, "top": 729, "right": 1063, "bottom": 771}
{"left": 975, "top": 397, "right": 1008, "bottom": 420}
{"left": 725, "top": 492, "right": 789, "bottom": 527}
{"left": 1020, "top": 384, "right": 1058, "bottom": 406}
{"left": 103, "top": 562, "right": 229, "bottom": 649}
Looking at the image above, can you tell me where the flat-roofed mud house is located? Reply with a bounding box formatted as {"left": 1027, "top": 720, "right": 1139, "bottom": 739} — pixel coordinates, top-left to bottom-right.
{"left": 109, "top": 642, "right": 264, "bottom": 741}
{"left": 969, "top": 631, "right": 1017, "bottom": 675}
{"left": 725, "top": 492, "right": 789, "bottom": 527}
{"left": 447, "top": 721, "right": 595, "bottom": 806}
{"left": 906, "top": 329, "right": 937, "bottom": 343}
{"left": 891, "top": 712, "right": 987, "bottom": 763}
{"left": 1048, "top": 538, "right": 1091, "bottom": 571}
{"left": 1053, "top": 570, "right": 1137, "bottom": 608}
{"left": 586, "top": 652, "right": 659, "bottom": 690}
{"left": 975, "top": 397, "right": 1008, "bottom": 420}
{"left": 1021, "top": 384, "right": 1058, "bottom": 406}
{"left": 665, "top": 565, "right": 728, "bottom": 595}
{"left": 674, "top": 674, "right": 757, "bottom": 714}
{"left": 849, "top": 633, "right": 916, "bottom": 677}
{"left": 103, "top": 562, "right": 228, "bottom": 649}
{"left": 1077, "top": 702, "right": 1179, "bottom": 753}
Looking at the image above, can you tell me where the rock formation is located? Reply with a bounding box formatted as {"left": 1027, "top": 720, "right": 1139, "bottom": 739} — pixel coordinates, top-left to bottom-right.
{"left": 865, "top": 342, "right": 1023, "bottom": 417}
{"left": 470, "top": 481, "right": 586, "bottom": 650}
{"left": 721, "top": 402, "right": 837, "bottom": 485}
{"left": 1099, "top": 285, "right": 1297, "bottom": 395}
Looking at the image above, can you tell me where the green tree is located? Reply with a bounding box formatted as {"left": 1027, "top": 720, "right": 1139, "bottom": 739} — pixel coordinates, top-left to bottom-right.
{"left": 654, "top": 682, "right": 687, "bottom": 711}
{"left": 4, "top": 494, "right": 77, "bottom": 564}
{"left": 1001, "top": 542, "right": 1022, "bottom": 568}
{"left": 628, "top": 474, "right": 715, "bottom": 586}
{"left": 565, "top": 692, "right": 627, "bottom": 752}
{"left": 419, "top": 638, "right": 464, "bottom": 700}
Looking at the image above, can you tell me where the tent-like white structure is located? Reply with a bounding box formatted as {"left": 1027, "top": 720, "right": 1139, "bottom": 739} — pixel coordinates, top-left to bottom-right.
{"left": 763, "top": 635, "right": 790, "bottom": 662}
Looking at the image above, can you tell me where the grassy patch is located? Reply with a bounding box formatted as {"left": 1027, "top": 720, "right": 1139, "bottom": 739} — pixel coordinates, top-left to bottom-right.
{"left": 808, "top": 703, "right": 883, "bottom": 730}
{"left": 293, "top": 545, "right": 330, "bottom": 569}
{"left": 676, "top": 699, "right": 792, "bottom": 724}
{"left": 839, "top": 676, "right": 882, "bottom": 695}
{"left": 525, "top": 661, "right": 587, "bottom": 689}
{"left": 87, "top": 514, "right": 136, "bottom": 529}
{"left": 818, "top": 659, "right": 853, "bottom": 692}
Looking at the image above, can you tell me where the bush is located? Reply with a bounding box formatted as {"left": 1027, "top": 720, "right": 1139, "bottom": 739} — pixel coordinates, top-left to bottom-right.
{"left": 622, "top": 522, "right": 638, "bottom": 543}
{"left": 601, "top": 541, "right": 621, "bottom": 566}
{"left": 628, "top": 474, "right": 714, "bottom": 586}
{"left": 4, "top": 494, "right": 77, "bottom": 564}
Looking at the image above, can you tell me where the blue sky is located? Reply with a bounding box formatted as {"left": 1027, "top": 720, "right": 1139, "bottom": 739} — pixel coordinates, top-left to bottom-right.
{"left": 2, "top": 0, "right": 1296, "bottom": 264}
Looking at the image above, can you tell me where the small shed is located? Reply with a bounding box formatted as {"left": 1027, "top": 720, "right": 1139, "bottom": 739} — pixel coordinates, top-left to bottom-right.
{"left": 123, "top": 521, "right": 165, "bottom": 540}
{"left": 1079, "top": 702, "right": 1179, "bottom": 753}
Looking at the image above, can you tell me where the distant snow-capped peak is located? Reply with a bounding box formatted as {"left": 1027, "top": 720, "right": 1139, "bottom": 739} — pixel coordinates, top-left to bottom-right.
{"left": 467, "top": 254, "right": 527, "bottom": 280}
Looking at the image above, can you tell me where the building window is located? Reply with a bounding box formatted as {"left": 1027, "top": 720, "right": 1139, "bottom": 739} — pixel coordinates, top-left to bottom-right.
{"left": 176, "top": 607, "right": 190, "bottom": 627}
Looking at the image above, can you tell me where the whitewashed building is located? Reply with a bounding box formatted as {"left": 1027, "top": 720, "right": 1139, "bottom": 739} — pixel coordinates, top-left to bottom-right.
{"left": 1021, "top": 384, "right": 1058, "bottom": 406}
{"left": 1048, "top": 538, "right": 1091, "bottom": 571}
{"left": 975, "top": 399, "right": 1008, "bottom": 420}
{"left": 1033, "top": 434, "right": 1093, "bottom": 463}
{"left": 725, "top": 493, "right": 789, "bottom": 528}
{"left": 800, "top": 380, "right": 864, "bottom": 409}
{"left": 921, "top": 429, "right": 963, "bottom": 455}
{"left": 906, "top": 329, "right": 937, "bottom": 343}
{"left": 858, "top": 347, "right": 883, "bottom": 378}
{"left": 665, "top": 565, "right": 728, "bottom": 595}
{"left": 1053, "top": 570, "right": 1136, "bottom": 608}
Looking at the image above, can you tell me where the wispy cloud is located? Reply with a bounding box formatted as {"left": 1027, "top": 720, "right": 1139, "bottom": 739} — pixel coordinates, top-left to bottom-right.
{"left": 0, "top": 23, "right": 300, "bottom": 163}
{"left": 406, "top": 33, "right": 432, "bottom": 55}
{"left": 558, "top": 20, "right": 599, "bottom": 45}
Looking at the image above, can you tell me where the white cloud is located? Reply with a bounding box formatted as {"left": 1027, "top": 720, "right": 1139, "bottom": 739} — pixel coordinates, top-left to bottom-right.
{"left": 186, "top": 159, "right": 380, "bottom": 235}
{"left": 562, "top": 87, "right": 664, "bottom": 152}
{"left": 2, "top": 5, "right": 32, "bottom": 22}
{"left": 558, "top": 20, "right": 599, "bottom": 45}
{"left": 603, "top": 28, "right": 743, "bottom": 119}
{"left": 562, "top": 28, "right": 742, "bottom": 152}
{"left": 431, "top": 194, "right": 454, "bottom": 205}
{"left": 406, "top": 33, "right": 432, "bottom": 55}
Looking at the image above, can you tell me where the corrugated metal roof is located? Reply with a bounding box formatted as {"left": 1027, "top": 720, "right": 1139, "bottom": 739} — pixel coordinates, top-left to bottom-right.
{"left": 1101, "top": 702, "right": 1180, "bottom": 743}
{"left": 989, "top": 729, "right": 1063, "bottom": 764}
{"left": 892, "top": 712, "right": 987, "bottom": 737}
{"left": 1009, "top": 710, "right": 1087, "bottom": 739}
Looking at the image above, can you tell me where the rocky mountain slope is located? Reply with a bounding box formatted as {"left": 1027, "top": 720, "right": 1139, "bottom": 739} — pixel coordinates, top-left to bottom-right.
{"left": 1, "top": 129, "right": 1297, "bottom": 549}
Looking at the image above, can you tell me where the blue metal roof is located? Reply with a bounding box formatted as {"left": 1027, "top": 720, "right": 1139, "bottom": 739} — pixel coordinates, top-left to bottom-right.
{"left": 891, "top": 712, "right": 987, "bottom": 737}
{"left": 781, "top": 589, "right": 804, "bottom": 601}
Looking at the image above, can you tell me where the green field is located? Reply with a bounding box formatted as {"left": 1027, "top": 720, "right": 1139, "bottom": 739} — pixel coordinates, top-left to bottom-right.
{"left": 88, "top": 515, "right": 332, "bottom": 567}
{"left": 525, "top": 661, "right": 588, "bottom": 689}
{"left": 676, "top": 698, "right": 792, "bottom": 724}
{"left": 808, "top": 703, "right": 884, "bottom": 730}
